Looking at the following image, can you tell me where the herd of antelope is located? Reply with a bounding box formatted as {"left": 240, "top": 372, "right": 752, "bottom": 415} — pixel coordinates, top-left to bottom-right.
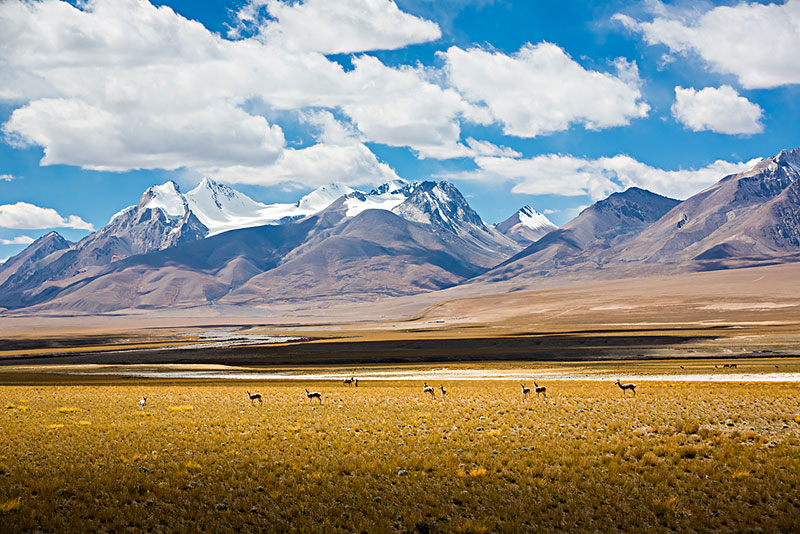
{"left": 137, "top": 377, "right": 642, "bottom": 409}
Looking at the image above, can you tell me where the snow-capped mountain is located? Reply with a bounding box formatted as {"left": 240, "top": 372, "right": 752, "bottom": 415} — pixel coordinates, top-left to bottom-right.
{"left": 495, "top": 206, "right": 557, "bottom": 246}
{"left": 111, "top": 179, "right": 355, "bottom": 237}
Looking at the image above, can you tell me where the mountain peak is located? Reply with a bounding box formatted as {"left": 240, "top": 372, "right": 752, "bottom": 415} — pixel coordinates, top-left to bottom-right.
{"left": 495, "top": 205, "right": 557, "bottom": 246}
{"left": 139, "top": 180, "right": 188, "bottom": 219}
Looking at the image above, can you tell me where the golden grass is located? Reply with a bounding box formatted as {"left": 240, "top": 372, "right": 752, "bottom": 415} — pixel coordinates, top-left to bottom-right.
{"left": 0, "top": 379, "right": 798, "bottom": 533}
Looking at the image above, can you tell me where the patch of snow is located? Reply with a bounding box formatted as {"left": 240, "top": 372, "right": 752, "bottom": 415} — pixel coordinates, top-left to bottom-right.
{"left": 296, "top": 183, "right": 355, "bottom": 212}
{"left": 344, "top": 190, "right": 407, "bottom": 217}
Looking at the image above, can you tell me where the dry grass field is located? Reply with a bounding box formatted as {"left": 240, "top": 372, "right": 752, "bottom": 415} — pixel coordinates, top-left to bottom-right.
{"left": 1, "top": 371, "right": 798, "bottom": 533}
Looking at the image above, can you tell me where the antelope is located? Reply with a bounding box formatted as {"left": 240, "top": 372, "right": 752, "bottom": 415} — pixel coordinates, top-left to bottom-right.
{"left": 137, "top": 397, "right": 147, "bottom": 410}
{"left": 534, "top": 382, "right": 546, "bottom": 400}
{"left": 343, "top": 377, "right": 354, "bottom": 387}
{"left": 615, "top": 379, "right": 636, "bottom": 397}
{"left": 423, "top": 383, "right": 435, "bottom": 399}
{"left": 521, "top": 384, "right": 531, "bottom": 399}
{"left": 305, "top": 388, "right": 322, "bottom": 405}
{"left": 246, "top": 391, "right": 262, "bottom": 406}
{"left": 439, "top": 385, "right": 447, "bottom": 399}
{"left": 730, "top": 363, "right": 737, "bottom": 369}
{"left": 354, "top": 378, "right": 359, "bottom": 387}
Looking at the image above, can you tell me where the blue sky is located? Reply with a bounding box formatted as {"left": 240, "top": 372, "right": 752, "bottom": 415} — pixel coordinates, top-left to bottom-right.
{"left": 1, "top": 0, "right": 799, "bottom": 260}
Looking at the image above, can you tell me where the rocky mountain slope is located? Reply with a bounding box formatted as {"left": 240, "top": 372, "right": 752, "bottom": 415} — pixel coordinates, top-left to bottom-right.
{"left": 614, "top": 148, "right": 800, "bottom": 268}
{"left": 482, "top": 187, "right": 680, "bottom": 282}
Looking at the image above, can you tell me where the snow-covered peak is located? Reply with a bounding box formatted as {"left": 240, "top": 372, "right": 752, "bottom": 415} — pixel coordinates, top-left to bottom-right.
{"left": 495, "top": 205, "right": 557, "bottom": 246}
{"left": 140, "top": 181, "right": 188, "bottom": 220}
{"left": 517, "top": 206, "right": 557, "bottom": 232}
{"left": 185, "top": 177, "right": 269, "bottom": 234}
{"left": 296, "top": 183, "right": 356, "bottom": 212}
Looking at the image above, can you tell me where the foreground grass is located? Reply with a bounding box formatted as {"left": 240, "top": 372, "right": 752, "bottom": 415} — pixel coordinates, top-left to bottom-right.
{"left": 0, "top": 380, "right": 798, "bottom": 533}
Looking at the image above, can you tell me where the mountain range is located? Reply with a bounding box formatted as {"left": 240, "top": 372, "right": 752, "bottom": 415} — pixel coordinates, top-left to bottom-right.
{"left": 1, "top": 146, "right": 799, "bottom": 315}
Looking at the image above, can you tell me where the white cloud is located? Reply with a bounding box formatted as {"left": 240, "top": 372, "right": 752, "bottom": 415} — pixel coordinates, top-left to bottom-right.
{"left": 440, "top": 43, "right": 649, "bottom": 137}
{"left": 0, "top": 174, "right": 15, "bottom": 181}
{"left": 206, "top": 143, "right": 401, "bottom": 187}
{"left": 234, "top": 0, "right": 441, "bottom": 54}
{"left": 448, "top": 153, "right": 758, "bottom": 200}
{"left": 615, "top": 1, "right": 800, "bottom": 89}
{"left": 0, "top": 0, "right": 485, "bottom": 180}
{"left": 671, "top": 86, "right": 763, "bottom": 135}
{"left": 205, "top": 111, "right": 400, "bottom": 187}
{"left": 0, "top": 235, "right": 34, "bottom": 245}
{"left": 0, "top": 202, "right": 94, "bottom": 230}
{"left": 4, "top": 98, "right": 285, "bottom": 171}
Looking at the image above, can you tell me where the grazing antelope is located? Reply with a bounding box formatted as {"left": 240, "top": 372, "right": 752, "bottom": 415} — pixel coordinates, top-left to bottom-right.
{"left": 343, "top": 377, "right": 354, "bottom": 387}
{"left": 730, "top": 363, "right": 737, "bottom": 369}
{"left": 137, "top": 397, "right": 147, "bottom": 410}
{"left": 615, "top": 379, "right": 636, "bottom": 397}
{"left": 305, "top": 388, "right": 322, "bottom": 405}
{"left": 439, "top": 385, "right": 447, "bottom": 399}
{"left": 521, "top": 384, "right": 531, "bottom": 399}
{"left": 423, "top": 383, "right": 435, "bottom": 399}
{"left": 680, "top": 366, "right": 684, "bottom": 370}
{"left": 534, "top": 382, "right": 546, "bottom": 400}
{"left": 723, "top": 364, "right": 730, "bottom": 369}
{"left": 246, "top": 391, "right": 262, "bottom": 406}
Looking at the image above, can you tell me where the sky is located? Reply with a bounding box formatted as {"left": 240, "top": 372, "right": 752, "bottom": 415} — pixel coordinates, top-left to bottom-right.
{"left": 1, "top": 0, "right": 799, "bottom": 262}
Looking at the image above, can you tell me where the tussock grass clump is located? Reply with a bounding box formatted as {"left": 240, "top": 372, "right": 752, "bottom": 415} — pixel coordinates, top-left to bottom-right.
{"left": 0, "top": 498, "right": 20, "bottom": 514}
{"left": 56, "top": 407, "right": 79, "bottom": 414}
{"left": 0, "top": 378, "right": 797, "bottom": 533}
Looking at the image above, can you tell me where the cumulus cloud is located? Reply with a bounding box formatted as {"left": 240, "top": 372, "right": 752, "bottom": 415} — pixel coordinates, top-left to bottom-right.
{"left": 205, "top": 111, "right": 400, "bottom": 187}
{"left": 615, "top": 1, "right": 800, "bottom": 89}
{"left": 448, "top": 153, "right": 758, "bottom": 200}
{"left": 440, "top": 43, "right": 649, "bottom": 137}
{"left": 0, "top": 0, "right": 495, "bottom": 182}
{"left": 0, "top": 235, "right": 35, "bottom": 245}
{"left": 206, "top": 144, "right": 401, "bottom": 187}
{"left": 233, "top": 0, "right": 441, "bottom": 54}
{"left": 671, "top": 86, "right": 763, "bottom": 135}
{"left": 0, "top": 202, "right": 94, "bottom": 230}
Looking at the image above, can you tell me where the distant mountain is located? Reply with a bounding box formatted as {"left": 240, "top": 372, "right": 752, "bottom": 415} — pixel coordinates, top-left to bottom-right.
{"left": 481, "top": 187, "right": 680, "bottom": 282}
{"left": 614, "top": 147, "right": 800, "bottom": 268}
{"left": 495, "top": 206, "right": 557, "bottom": 247}
{"left": 0, "top": 179, "right": 520, "bottom": 312}
{"left": 0, "top": 231, "right": 71, "bottom": 287}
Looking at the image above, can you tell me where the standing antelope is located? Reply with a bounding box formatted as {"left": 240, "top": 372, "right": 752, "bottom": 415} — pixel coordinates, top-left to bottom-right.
{"left": 137, "top": 397, "right": 147, "bottom": 410}
{"left": 354, "top": 378, "right": 359, "bottom": 387}
{"left": 246, "top": 391, "right": 262, "bottom": 406}
{"left": 534, "top": 382, "right": 546, "bottom": 400}
{"left": 521, "top": 384, "right": 531, "bottom": 399}
{"left": 439, "top": 385, "right": 447, "bottom": 399}
{"left": 343, "top": 377, "right": 354, "bottom": 387}
{"left": 305, "top": 388, "right": 322, "bottom": 405}
{"left": 615, "top": 379, "right": 636, "bottom": 397}
{"left": 423, "top": 383, "right": 435, "bottom": 399}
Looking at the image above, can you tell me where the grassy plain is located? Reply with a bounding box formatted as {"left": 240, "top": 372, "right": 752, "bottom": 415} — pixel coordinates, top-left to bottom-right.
{"left": 1, "top": 371, "right": 799, "bottom": 533}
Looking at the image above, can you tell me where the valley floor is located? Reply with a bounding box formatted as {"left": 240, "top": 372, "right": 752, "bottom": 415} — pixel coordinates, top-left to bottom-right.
{"left": 0, "top": 364, "right": 798, "bottom": 533}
